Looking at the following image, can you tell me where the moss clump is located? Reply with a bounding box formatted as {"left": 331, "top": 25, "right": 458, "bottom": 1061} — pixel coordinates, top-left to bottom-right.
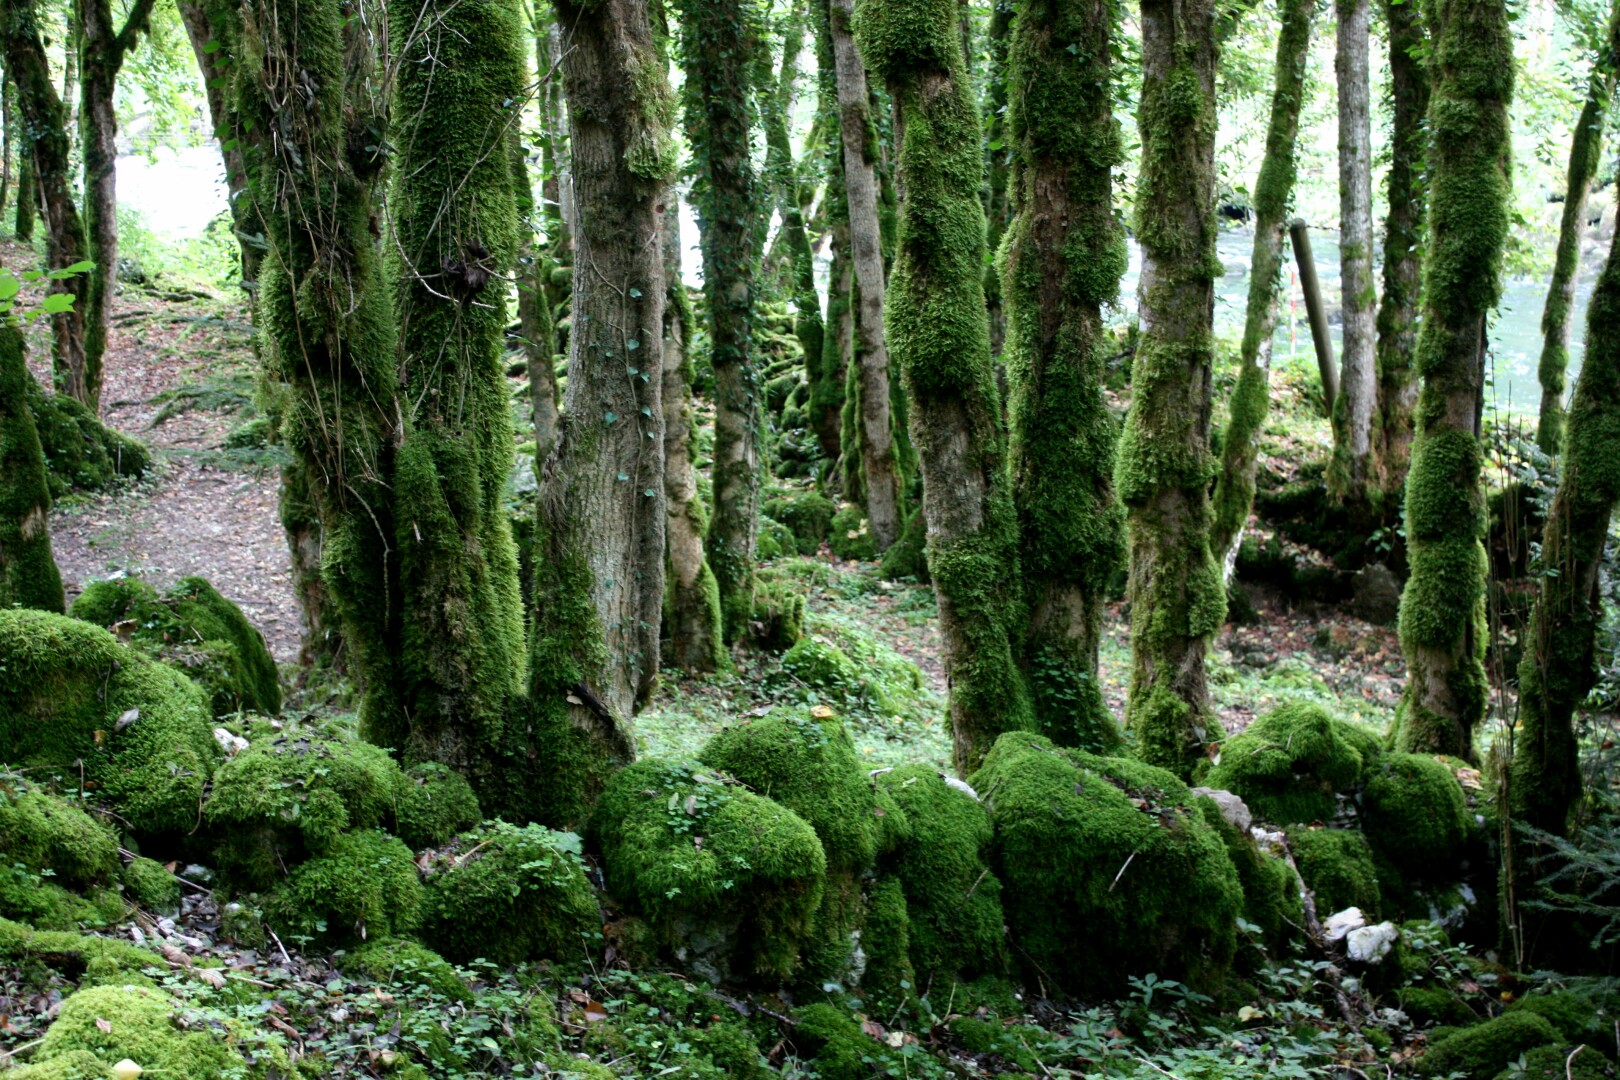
{"left": 120, "top": 857, "right": 180, "bottom": 913}
{"left": 763, "top": 490, "right": 837, "bottom": 554}
{"left": 1198, "top": 799, "right": 1301, "bottom": 957}
{"left": 590, "top": 759, "right": 827, "bottom": 982}
{"left": 877, "top": 510, "right": 929, "bottom": 582}
{"left": 859, "top": 876, "right": 916, "bottom": 1013}
{"left": 419, "top": 822, "right": 597, "bottom": 965}
{"left": 792, "top": 1002, "right": 901, "bottom": 1079}
{"left": 205, "top": 719, "right": 406, "bottom": 889}
{"left": 1360, "top": 753, "right": 1470, "bottom": 877}
{"left": 0, "top": 610, "right": 218, "bottom": 835}
{"left": 1203, "top": 703, "right": 1365, "bottom": 826}
{"left": 0, "top": 781, "right": 118, "bottom": 887}
{"left": 1287, "top": 827, "right": 1382, "bottom": 917}
{"left": 265, "top": 829, "right": 422, "bottom": 946}
{"left": 343, "top": 938, "right": 471, "bottom": 1002}
{"left": 827, "top": 504, "right": 879, "bottom": 561}
{"left": 26, "top": 377, "right": 150, "bottom": 497}
{"left": 750, "top": 578, "right": 806, "bottom": 651}
{"left": 876, "top": 764, "right": 1006, "bottom": 983}
{"left": 0, "top": 319, "right": 64, "bottom": 614}
{"left": 394, "top": 763, "right": 482, "bottom": 851}
{"left": 0, "top": 918, "right": 164, "bottom": 988}
{"left": 1399, "top": 984, "right": 1476, "bottom": 1028}
{"left": 1494, "top": 1043, "right": 1611, "bottom": 1080}
{"left": 970, "top": 733, "right": 1241, "bottom": 996}
{"left": 1416, "top": 1011, "right": 1562, "bottom": 1077}
{"left": 69, "top": 574, "right": 281, "bottom": 717}
{"left": 756, "top": 515, "right": 797, "bottom": 561}
{"left": 780, "top": 637, "right": 862, "bottom": 700}
{"left": 1508, "top": 992, "right": 1608, "bottom": 1045}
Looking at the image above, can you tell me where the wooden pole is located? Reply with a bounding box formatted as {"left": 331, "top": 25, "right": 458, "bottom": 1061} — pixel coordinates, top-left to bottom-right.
{"left": 1289, "top": 217, "right": 1338, "bottom": 411}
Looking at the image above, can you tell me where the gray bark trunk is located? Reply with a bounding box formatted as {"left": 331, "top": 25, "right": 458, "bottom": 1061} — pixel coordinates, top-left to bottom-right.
{"left": 1332, "top": 0, "right": 1377, "bottom": 504}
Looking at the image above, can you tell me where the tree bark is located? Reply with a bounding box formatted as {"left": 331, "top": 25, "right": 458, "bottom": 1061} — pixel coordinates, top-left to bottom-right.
{"left": 810, "top": 0, "right": 849, "bottom": 465}
{"left": 982, "top": 0, "right": 1011, "bottom": 358}
{"left": 1, "top": 75, "right": 12, "bottom": 226}
{"left": 1211, "top": 0, "right": 1315, "bottom": 581}
{"left": 1330, "top": 0, "right": 1377, "bottom": 507}
{"left": 0, "top": 314, "right": 64, "bottom": 614}
{"left": 1393, "top": 0, "right": 1514, "bottom": 759}
{"left": 1374, "top": 0, "right": 1429, "bottom": 501}
{"left": 830, "top": 0, "right": 900, "bottom": 550}
{"left": 529, "top": 0, "right": 673, "bottom": 823}
{"left": 512, "top": 126, "right": 560, "bottom": 466}
{"left": 856, "top": 0, "right": 1034, "bottom": 774}
{"left": 1115, "top": 0, "right": 1224, "bottom": 779}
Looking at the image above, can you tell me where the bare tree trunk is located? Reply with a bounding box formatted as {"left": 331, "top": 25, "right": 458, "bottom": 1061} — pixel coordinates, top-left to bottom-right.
{"left": 982, "top": 0, "right": 1011, "bottom": 358}
{"left": 1116, "top": 0, "right": 1224, "bottom": 779}
{"left": 1374, "top": 0, "right": 1429, "bottom": 501}
{"left": 830, "top": 0, "right": 899, "bottom": 550}
{"left": 1211, "top": 0, "right": 1315, "bottom": 581}
{"left": 529, "top": 0, "right": 673, "bottom": 823}
{"left": 1393, "top": 0, "right": 1514, "bottom": 759}
{"left": 1330, "top": 0, "right": 1377, "bottom": 507}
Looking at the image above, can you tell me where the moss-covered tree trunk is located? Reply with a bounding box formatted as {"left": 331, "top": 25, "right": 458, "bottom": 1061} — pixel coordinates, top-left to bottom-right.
{"left": 1329, "top": 0, "right": 1378, "bottom": 506}
{"left": 682, "top": 0, "right": 763, "bottom": 640}
{"left": 1392, "top": 0, "right": 1513, "bottom": 759}
{"left": 1535, "top": 44, "right": 1617, "bottom": 455}
{"left": 857, "top": 0, "right": 1033, "bottom": 774}
{"left": 0, "top": 316, "right": 64, "bottom": 613}
{"left": 1374, "top": 0, "right": 1429, "bottom": 501}
{"left": 0, "top": 75, "right": 12, "bottom": 225}
{"left": 529, "top": 0, "right": 674, "bottom": 824}
{"left": 811, "top": 0, "right": 850, "bottom": 466}
{"left": 831, "top": 0, "right": 900, "bottom": 549}
{"left": 1210, "top": 0, "right": 1314, "bottom": 581}
{"left": 661, "top": 200, "right": 725, "bottom": 674}
{"left": 512, "top": 127, "right": 560, "bottom": 465}
{"left": 1000, "top": 0, "right": 1126, "bottom": 751}
{"left": 13, "top": 135, "right": 33, "bottom": 243}
{"left": 0, "top": 7, "right": 90, "bottom": 405}
{"left": 1115, "top": 0, "right": 1224, "bottom": 778}
{"left": 982, "top": 0, "right": 1011, "bottom": 358}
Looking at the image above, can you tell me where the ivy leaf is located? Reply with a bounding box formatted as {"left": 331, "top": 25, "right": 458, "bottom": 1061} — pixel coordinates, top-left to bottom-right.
{"left": 629, "top": 287, "right": 642, "bottom": 299}
{"left": 626, "top": 339, "right": 640, "bottom": 351}
{"left": 603, "top": 411, "right": 618, "bottom": 425}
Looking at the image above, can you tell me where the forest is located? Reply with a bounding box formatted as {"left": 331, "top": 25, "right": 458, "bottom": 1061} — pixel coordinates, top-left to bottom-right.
{"left": 2, "top": 0, "right": 1620, "bottom": 1073}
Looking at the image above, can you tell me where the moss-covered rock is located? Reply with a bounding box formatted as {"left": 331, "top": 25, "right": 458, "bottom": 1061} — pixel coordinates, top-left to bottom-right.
{"left": 265, "top": 829, "right": 422, "bottom": 946}
{"left": 69, "top": 574, "right": 281, "bottom": 716}
{"left": 1493, "top": 1043, "right": 1611, "bottom": 1080}
{"left": 0, "top": 918, "right": 164, "bottom": 988}
{"left": 120, "top": 857, "right": 180, "bottom": 913}
{"left": 1509, "top": 991, "right": 1610, "bottom": 1045}
{"left": 749, "top": 578, "right": 805, "bottom": 651}
{"left": 757, "top": 515, "right": 797, "bottom": 561}
{"left": 27, "top": 378, "right": 150, "bottom": 497}
{"left": 419, "top": 822, "right": 597, "bottom": 965}
{"left": 1288, "top": 827, "right": 1382, "bottom": 918}
{"left": 859, "top": 876, "right": 917, "bottom": 1012}
{"left": 779, "top": 636, "right": 862, "bottom": 701}
{"left": 1399, "top": 984, "right": 1477, "bottom": 1028}
{"left": 205, "top": 719, "right": 406, "bottom": 889}
{"left": 827, "top": 504, "right": 880, "bottom": 560}
{"left": 762, "top": 490, "right": 837, "bottom": 554}
{"left": 970, "top": 733, "right": 1242, "bottom": 996}
{"left": 878, "top": 509, "right": 930, "bottom": 582}
{"left": 792, "top": 1002, "right": 901, "bottom": 1079}
{"left": 394, "top": 762, "right": 482, "bottom": 850}
{"left": 0, "top": 780, "right": 118, "bottom": 887}
{"left": 1416, "top": 1011, "right": 1562, "bottom": 1077}
{"left": 1360, "top": 752, "right": 1470, "bottom": 878}
{"left": 590, "top": 759, "right": 827, "bottom": 983}
{"left": 1203, "top": 703, "right": 1365, "bottom": 826}
{"left": 1199, "top": 799, "right": 1301, "bottom": 958}
{"left": 0, "top": 610, "right": 219, "bottom": 836}
{"left": 343, "top": 938, "right": 471, "bottom": 1002}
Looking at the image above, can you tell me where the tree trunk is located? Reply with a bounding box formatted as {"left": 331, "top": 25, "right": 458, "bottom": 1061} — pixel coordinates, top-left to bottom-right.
{"left": 830, "top": 0, "right": 900, "bottom": 550}
{"left": 1, "top": 75, "right": 12, "bottom": 226}
{"left": 277, "top": 459, "right": 341, "bottom": 674}
{"left": 1374, "top": 0, "right": 1429, "bottom": 501}
{"left": 856, "top": 0, "right": 1033, "bottom": 774}
{"left": 661, "top": 200, "right": 724, "bottom": 674}
{"left": 1330, "top": 0, "right": 1377, "bottom": 507}
{"left": 1393, "top": 0, "right": 1513, "bottom": 759}
{"left": 529, "top": 0, "right": 673, "bottom": 824}
{"left": 0, "top": 315, "right": 64, "bottom": 614}
{"left": 1535, "top": 63, "right": 1615, "bottom": 455}
{"left": 1211, "top": 0, "right": 1315, "bottom": 581}
{"left": 512, "top": 126, "right": 560, "bottom": 465}
{"left": 538, "top": 14, "right": 574, "bottom": 372}
{"left": 1115, "top": 0, "right": 1224, "bottom": 779}
{"left": 682, "top": 0, "right": 764, "bottom": 641}
{"left": 1001, "top": 0, "right": 1126, "bottom": 752}
{"left": 810, "top": 0, "right": 849, "bottom": 465}
{"left": 14, "top": 125, "right": 33, "bottom": 244}
{"left": 1, "top": 6, "right": 89, "bottom": 405}
{"left": 982, "top": 0, "right": 1011, "bottom": 358}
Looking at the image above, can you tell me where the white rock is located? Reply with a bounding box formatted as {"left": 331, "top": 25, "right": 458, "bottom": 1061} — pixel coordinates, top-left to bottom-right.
{"left": 941, "top": 774, "right": 979, "bottom": 801}
{"left": 1347, "top": 921, "right": 1399, "bottom": 964}
{"left": 1191, "top": 787, "right": 1252, "bottom": 832}
{"left": 1322, "top": 907, "right": 1366, "bottom": 943}
{"left": 213, "top": 727, "right": 249, "bottom": 755}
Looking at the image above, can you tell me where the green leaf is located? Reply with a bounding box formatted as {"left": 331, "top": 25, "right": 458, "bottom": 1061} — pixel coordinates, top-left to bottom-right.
{"left": 41, "top": 294, "right": 77, "bottom": 314}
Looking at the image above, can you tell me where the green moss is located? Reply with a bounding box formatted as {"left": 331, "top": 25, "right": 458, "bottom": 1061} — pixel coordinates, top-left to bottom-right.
{"left": 205, "top": 719, "right": 406, "bottom": 889}
{"left": 859, "top": 876, "right": 916, "bottom": 1013}
{"left": 757, "top": 515, "right": 797, "bottom": 561}
{"left": 1398, "top": 985, "right": 1476, "bottom": 1028}
{"left": 0, "top": 781, "right": 118, "bottom": 888}
{"left": 1198, "top": 799, "right": 1301, "bottom": 957}
{"left": 265, "top": 829, "right": 422, "bottom": 947}
{"left": 877, "top": 509, "right": 929, "bottom": 582}
{"left": 780, "top": 637, "right": 864, "bottom": 704}
{"left": 0, "top": 610, "right": 218, "bottom": 835}
{"left": 762, "top": 491, "right": 837, "bottom": 556}
{"left": 26, "top": 375, "right": 149, "bottom": 498}
{"left": 590, "top": 759, "right": 827, "bottom": 982}
{"left": 120, "top": 857, "right": 180, "bottom": 913}
{"left": 394, "top": 763, "right": 482, "bottom": 851}
{"left": 1494, "top": 1043, "right": 1611, "bottom": 1080}
{"left": 0, "top": 319, "right": 64, "bottom": 613}
{"left": 1203, "top": 703, "right": 1365, "bottom": 826}
{"left": 0, "top": 918, "right": 164, "bottom": 988}
{"left": 1509, "top": 992, "right": 1607, "bottom": 1044}
{"left": 828, "top": 504, "right": 879, "bottom": 561}
{"left": 342, "top": 938, "right": 472, "bottom": 1002}
{"left": 969, "top": 733, "right": 1241, "bottom": 996}
{"left": 792, "top": 1002, "right": 902, "bottom": 1080}
{"left": 419, "top": 821, "right": 597, "bottom": 966}
{"left": 1417, "top": 1011, "right": 1562, "bottom": 1077}
{"left": 1360, "top": 753, "right": 1469, "bottom": 877}
{"left": 750, "top": 578, "right": 805, "bottom": 652}
{"left": 1287, "top": 827, "right": 1382, "bottom": 917}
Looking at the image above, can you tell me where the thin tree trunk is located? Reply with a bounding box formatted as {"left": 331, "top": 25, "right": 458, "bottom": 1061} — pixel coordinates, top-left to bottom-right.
{"left": 661, "top": 199, "right": 724, "bottom": 673}
{"left": 1374, "top": 0, "right": 1429, "bottom": 501}
{"left": 1, "top": 74, "right": 12, "bottom": 226}
{"left": 810, "top": 0, "right": 849, "bottom": 465}
{"left": 1535, "top": 62, "right": 1615, "bottom": 455}
{"left": 1116, "top": 0, "right": 1224, "bottom": 779}
{"left": 857, "top": 0, "right": 1034, "bottom": 774}
{"left": 529, "top": 0, "right": 673, "bottom": 823}
{"left": 1211, "top": 0, "right": 1315, "bottom": 581}
{"left": 512, "top": 127, "right": 560, "bottom": 465}
{"left": 13, "top": 129, "right": 33, "bottom": 242}
{"left": 1002, "top": 0, "right": 1127, "bottom": 752}
{"left": 982, "top": 0, "right": 1011, "bottom": 358}
{"left": 1330, "top": 0, "right": 1377, "bottom": 506}
{"left": 830, "top": 0, "right": 899, "bottom": 550}
{"left": 538, "top": 13, "right": 574, "bottom": 366}
{"left": 0, "top": 314, "right": 64, "bottom": 614}
{"left": 1393, "top": 0, "right": 1514, "bottom": 759}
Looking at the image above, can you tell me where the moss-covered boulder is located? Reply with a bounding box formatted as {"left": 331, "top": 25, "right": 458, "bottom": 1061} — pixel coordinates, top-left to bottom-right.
{"left": 0, "top": 610, "right": 219, "bottom": 836}
{"left": 791, "top": 1002, "right": 902, "bottom": 1079}
{"left": 750, "top": 578, "right": 806, "bottom": 651}
{"left": 1508, "top": 991, "right": 1610, "bottom": 1046}
{"left": 590, "top": 759, "right": 827, "bottom": 983}
{"left": 121, "top": 857, "right": 181, "bottom": 913}
{"left": 970, "top": 733, "right": 1243, "bottom": 996}
{"left": 419, "top": 822, "right": 597, "bottom": 965}
{"left": 827, "top": 504, "right": 880, "bottom": 561}
{"left": 1398, "top": 984, "right": 1477, "bottom": 1028}
{"left": 394, "top": 762, "right": 482, "bottom": 850}
{"left": 0, "top": 918, "right": 165, "bottom": 989}
{"left": 762, "top": 490, "right": 836, "bottom": 554}
{"left": 1198, "top": 800, "right": 1301, "bottom": 958}
{"left": 1203, "top": 703, "right": 1366, "bottom": 826}
{"left": 1360, "top": 753, "right": 1470, "bottom": 878}
{"left": 264, "top": 829, "right": 423, "bottom": 946}
{"left": 343, "top": 938, "right": 472, "bottom": 1002}
{"left": 757, "top": 515, "right": 797, "bottom": 561}
{"left": 1415, "top": 1011, "right": 1562, "bottom": 1077}
{"left": 70, "top": 574, "right": 281, "bottom": 716}
{"left": 0, "top": 780, "right": 118, "bottom": 888}
{"left": 205, "top": 720, "right": 406, "bottom": 889}
{"left": 1493, "top": 1043, "right": 1611, "bottom": 1080}
{"left": 27, "top": 378, "right": 150, "bottom": 497}
{"left": 1287, "top": 827, "right": 1383, "bottom": 918}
